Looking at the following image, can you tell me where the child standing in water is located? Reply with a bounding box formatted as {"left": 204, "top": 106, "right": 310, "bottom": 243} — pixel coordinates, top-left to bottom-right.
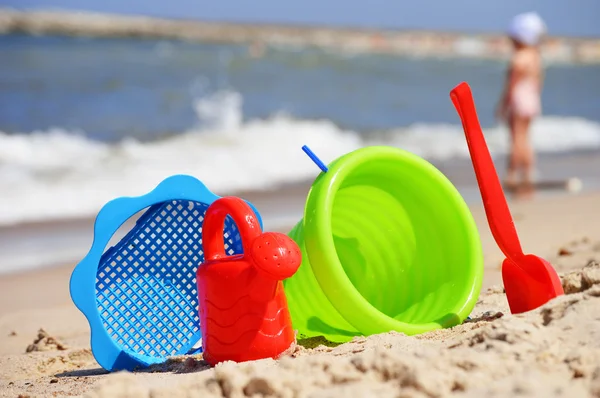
{"left": 496, "top": 12, "right": 546, "bottom": 187}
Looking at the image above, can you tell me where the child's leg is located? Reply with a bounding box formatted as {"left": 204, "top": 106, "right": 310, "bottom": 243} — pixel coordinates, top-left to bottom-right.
{"left": 506, "top": 115, "right": 520, "bottom": 185}
{"left": 511, "top": 116, "right": 535, "bottom": 184}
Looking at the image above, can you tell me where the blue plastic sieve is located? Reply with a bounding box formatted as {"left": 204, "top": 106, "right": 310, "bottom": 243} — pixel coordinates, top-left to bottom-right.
{"left": 70, "top": 175, "right": 263, "bottom": 371}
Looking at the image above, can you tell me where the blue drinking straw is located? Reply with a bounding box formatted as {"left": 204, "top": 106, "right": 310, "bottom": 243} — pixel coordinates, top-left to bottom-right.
{"left": 302, "top": 145, "right": 328, "bottom": 173}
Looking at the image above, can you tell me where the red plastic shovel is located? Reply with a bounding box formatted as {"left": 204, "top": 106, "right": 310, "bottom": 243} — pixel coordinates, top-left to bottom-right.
{"left": 450, "top": 82, "right": 564, "bottom": 314}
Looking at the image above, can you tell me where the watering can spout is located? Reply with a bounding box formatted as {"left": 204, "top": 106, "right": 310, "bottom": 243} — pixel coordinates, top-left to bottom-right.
{"left": 251, "top": 232, "right": 302, "bottom": 280}
{"left": 248, "top": 232, "right": 301, "bottom": 301}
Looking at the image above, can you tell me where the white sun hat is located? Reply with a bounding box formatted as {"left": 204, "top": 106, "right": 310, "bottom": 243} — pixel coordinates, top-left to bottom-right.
{"left": 507, "top": 12, "right": 547, "bottom": 46}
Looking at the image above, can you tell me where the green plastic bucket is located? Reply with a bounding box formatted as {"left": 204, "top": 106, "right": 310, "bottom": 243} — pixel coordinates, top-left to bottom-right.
{"left": 284, "top": 146, "right": 483, "bottom": 342}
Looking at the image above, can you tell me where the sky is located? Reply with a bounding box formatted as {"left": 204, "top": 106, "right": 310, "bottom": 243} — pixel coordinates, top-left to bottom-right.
{"left": 2, "top": 0, "right": 600, "bottom": 37}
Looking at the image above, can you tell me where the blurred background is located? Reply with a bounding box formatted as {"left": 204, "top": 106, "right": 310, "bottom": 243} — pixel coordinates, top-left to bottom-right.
{"left": 0, "top": 0, "right": 599, "bottom": 274}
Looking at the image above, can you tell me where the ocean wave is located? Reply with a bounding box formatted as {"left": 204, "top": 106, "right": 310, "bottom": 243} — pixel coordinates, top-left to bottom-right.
{"left": 1, "top": 90, "right": 599, "bottom": 226}
{"left": 369, "top": 116, "right": 600, "bottom": 161}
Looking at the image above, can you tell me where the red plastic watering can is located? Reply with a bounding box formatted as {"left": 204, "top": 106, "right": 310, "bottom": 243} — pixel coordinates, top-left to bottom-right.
{"left": 197, "top": 196, "right": 301, "bottom": 365}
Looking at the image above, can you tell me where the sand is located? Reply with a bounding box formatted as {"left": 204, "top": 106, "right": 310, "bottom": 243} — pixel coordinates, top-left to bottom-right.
{"left": 1, "top": 192, "right": 599, "bottom": 398}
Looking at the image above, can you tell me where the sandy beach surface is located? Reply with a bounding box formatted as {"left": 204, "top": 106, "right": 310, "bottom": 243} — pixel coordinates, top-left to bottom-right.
{"left": 1, "top": 191, "right": 599, "bottom": 397}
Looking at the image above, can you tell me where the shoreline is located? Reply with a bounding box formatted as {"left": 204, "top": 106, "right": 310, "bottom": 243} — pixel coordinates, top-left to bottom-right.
{"left": 0, "top": 179, "right": 312, "bottom": 277}
{"left": 2, "top": 145, "right": 599, "bottom": 277}
{"left": 2, "top": 8, "right": 600, "bottom": 64}
{"left": 2, "top": 190, "right": 599, "bottom": 289}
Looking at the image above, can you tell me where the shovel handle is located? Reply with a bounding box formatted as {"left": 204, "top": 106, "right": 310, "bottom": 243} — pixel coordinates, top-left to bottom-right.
{"left": 450, "top": 82, "right": 525, "bottom": 262}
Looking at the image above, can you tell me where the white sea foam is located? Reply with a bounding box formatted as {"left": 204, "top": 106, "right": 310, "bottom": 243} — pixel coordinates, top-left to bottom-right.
{"left": 375, "top": 116, "right": 600, "bottom": 161}
{"left": 1, "top": 90, "right": 599, "bottom": 227}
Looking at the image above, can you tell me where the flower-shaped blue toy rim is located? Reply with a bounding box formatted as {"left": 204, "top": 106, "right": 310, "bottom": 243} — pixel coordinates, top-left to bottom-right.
{"left": 69, "top": 174, "right": 263, "bottom": 371}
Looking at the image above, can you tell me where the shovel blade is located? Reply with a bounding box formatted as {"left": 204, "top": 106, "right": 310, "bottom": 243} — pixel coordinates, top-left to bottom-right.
{"left": 502, "top": 254, "right": 564, "bottom": 314}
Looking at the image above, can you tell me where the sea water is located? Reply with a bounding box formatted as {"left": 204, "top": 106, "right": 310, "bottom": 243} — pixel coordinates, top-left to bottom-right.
{"left": 1, "top": 34, "right": 600, "bottom": 227}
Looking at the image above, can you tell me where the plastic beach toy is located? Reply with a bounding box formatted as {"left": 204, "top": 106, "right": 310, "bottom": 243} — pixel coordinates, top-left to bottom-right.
{"left": 70, "top": 175, "right": 263, "bottom": 371}
{"left": 284, "top": 146, "right": 484, "bottom": 342}
{"left": 197, "top": 196, "right": 301, "bottom": 365}
{"left": 450, "top": 82, "right": 564, "bottom": 314}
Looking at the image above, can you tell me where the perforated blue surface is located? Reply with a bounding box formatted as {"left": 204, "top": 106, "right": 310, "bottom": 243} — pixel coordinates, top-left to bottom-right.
{"left": 70, "top": 175, "right": 262, "bottom": 371}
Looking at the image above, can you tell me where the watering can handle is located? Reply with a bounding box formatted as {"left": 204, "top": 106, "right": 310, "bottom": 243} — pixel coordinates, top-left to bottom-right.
{"left": 203, "top": 197, "right": 262, "bottom": 261}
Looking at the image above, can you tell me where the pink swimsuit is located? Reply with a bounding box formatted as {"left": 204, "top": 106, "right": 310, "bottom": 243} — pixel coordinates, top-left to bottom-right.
{"left": 509, "top": 79, "right": 541, "bottom": 118}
